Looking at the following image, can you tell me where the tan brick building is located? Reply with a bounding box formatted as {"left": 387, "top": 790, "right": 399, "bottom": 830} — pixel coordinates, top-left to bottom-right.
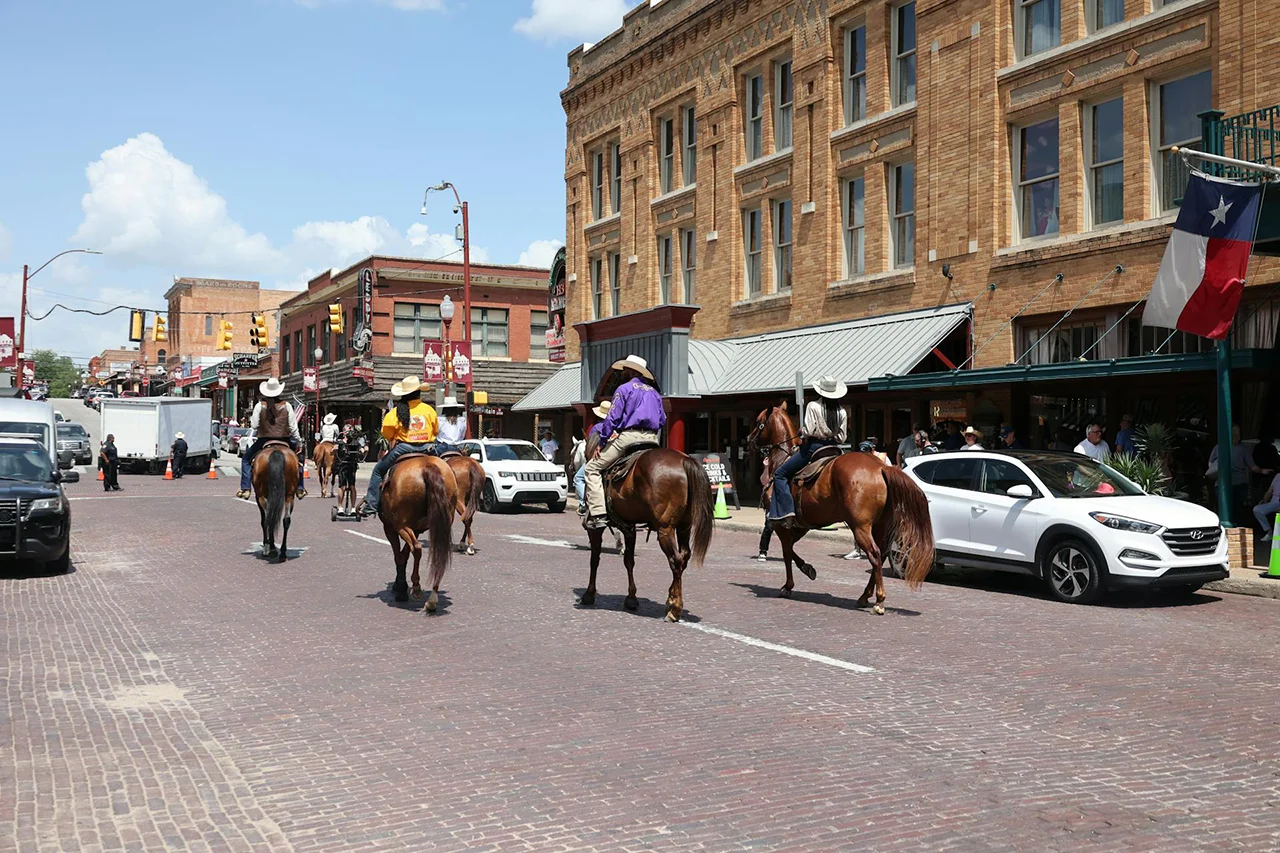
{"left": 163, "top": 278, "right": 294, "bottom": 371}
{"left": 523, "top": 0, "right": 1280, "bottom": 504}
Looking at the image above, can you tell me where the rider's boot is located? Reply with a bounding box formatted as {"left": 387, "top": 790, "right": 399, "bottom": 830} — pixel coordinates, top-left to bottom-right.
{"left": 236, "top": 489, "right": 251, "bottom": 500}
{"left": 355, "top": 499, "right": 377, "bottom": 519}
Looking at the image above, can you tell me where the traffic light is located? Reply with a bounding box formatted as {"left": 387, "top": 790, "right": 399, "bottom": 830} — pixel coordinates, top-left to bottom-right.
{"left": 152, "top": 313, "right": 167, "bottom": 343}
{"left": 128, "top": 310, "right": 145, "bottom": 342}
{"left": 216, "top": 319, "right": 234, "bottom": 351}
{"left": 328, "top": 303, "right": 344, "bottom": 335}
{"left": 249, "top": 313, "right": 269, "bottom": 348}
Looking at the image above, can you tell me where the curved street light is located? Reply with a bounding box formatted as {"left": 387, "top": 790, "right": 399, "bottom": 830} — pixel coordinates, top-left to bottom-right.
{"left": 421, "top": 182, "right": 471, "bottom": 343}
{"left": 21, "top": 248, "right": 103, "bottom": 355}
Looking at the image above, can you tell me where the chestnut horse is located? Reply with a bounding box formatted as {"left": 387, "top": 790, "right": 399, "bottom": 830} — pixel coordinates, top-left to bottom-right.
{"left": 444, "top": 454, "right": 485, "bottom": 555}
{"left": 251, "top": 443, "right": 300, "bottom": 563}
{"left": 749, "top": 403, "right": 934, "bottom": 614}
{"left": 313, "top": 441, "right": 336, "bottom": 498}
{"left": 379, "top": 456, "right": 458, "bottom": 612}
{"left": 581, "top": 448, "right": 715, "bottom": 622}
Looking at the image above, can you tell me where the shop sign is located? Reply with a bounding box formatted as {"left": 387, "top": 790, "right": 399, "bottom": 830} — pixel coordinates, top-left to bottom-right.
{"left": 302, "top": 367, "right": 318, "bottom": 393}
{"left": 422, "top": 341, "right": 445, "bottom": 383}
{"left": 472, "top": 404, "right": 505, "bottom": 416}
{"left": 451, "top": 341, "right": 473, "bottom": 389}
{"left": 0, "top": 317, "right": 15, "bottom": 370}
{"left": 232, "top": 353, "right": 259, "bottom": 370}
{"left": 692, "top": 452, "right": 740, "bottom": 510}
{"left": 352, "top": 357, "right": 375, "bottom": 386}
{"left": 930, "top": 399, "right": 967, "bottom": 422}
{"left": 547, "top": 248, "right": 567, "bottom": 364}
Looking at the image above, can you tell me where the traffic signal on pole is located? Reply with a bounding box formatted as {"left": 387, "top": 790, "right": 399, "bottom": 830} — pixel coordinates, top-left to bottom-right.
{"left": 249, "top": 313, "right": 269, "bottom": 348}
{"left": 152, "top": 314, "right": 167, "bottom": 343}
{"left": 128, "top": 310, "right": 145, "bottom": 342}
{"left": 216, "top": 319, "right": 234, "bottom": 351}
{"left": 328, "top": 303, "right": 344, "bottom": 335}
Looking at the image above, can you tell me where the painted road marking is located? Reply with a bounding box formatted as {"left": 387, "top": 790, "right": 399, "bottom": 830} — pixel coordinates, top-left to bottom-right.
{"left": 680, "top": 622, "right": 876, "bottom": 673}
{"left": 504, "top": 534, "right": 576, "bottom": 549}
{"left": 71, "top": 494, "right": 253, "bottom": 503}
{"left": 345, "top": 530, "right": 388, "bottom": 545}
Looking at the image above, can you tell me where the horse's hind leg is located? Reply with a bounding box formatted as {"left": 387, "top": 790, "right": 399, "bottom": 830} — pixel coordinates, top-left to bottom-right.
{"left": 854, "top": 525, "right": 886, "bottom": 615}
{"left": 776, "top": 529, "right": 798, "bottom": 597}
{"left": 402, "top": 528, "right": 424, "bottom": 601}
{"left": 278, "top": 509, "right": 291, "bottom": 564}
{"left": 581, "top": 527, "right": 603, "bottom": 606}
{"left": 389, "top": 526, "right": 410, "bottom": 602}
{"left": 658, "top": 528, "right": 685, "bottom": 623}
{"left": 622, "top": 529, "right": 638, "bottom": 611}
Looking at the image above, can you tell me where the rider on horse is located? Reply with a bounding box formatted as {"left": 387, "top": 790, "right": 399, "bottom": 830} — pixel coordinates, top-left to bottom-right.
{"left": 237, "top": 378, "right": 306, "bottom": 501}
{"left": 356, "top": 375, "right": 440, "bottom": 518}
{"left": 583, "top": 355, "right": 665, "bottom": 529}
{"left": 319, "top": 412, "right": 340, "bottom": 444}
{"left": 768, "top": 375, "right": 848, "bottom": 525}
{"left": 437, "top": 396, "right": 467, "bottom": 448}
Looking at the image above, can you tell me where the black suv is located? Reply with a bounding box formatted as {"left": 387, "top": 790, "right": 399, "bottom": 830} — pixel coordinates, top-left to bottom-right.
{"left": 0, "top": 438, "right": 78, "bottom": 572}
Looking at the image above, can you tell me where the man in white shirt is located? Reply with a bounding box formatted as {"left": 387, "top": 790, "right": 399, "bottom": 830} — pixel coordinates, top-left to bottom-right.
{"left": 540, "top": 429, "right": 560, "bottom": 463}
{"left": 1074, "top": 424, "right": 1110, "bottom": 462}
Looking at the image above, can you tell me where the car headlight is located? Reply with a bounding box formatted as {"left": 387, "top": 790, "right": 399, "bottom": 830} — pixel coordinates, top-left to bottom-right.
{"left": 1089, "top": 512, "right": 1161, "bottom": 534}
{"left": 497, "top": 470, "right": 515, "bottom": 479}
{"left": 26, "top": 498, "right": 63, "bottom": 516}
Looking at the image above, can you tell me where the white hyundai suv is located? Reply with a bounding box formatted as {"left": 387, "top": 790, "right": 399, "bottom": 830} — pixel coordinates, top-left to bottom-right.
{"left": 903, "top": 450, "right": 1228, "bottom": 604}
{"left": 459, "top": 438, "right": 569, "bottom": 513}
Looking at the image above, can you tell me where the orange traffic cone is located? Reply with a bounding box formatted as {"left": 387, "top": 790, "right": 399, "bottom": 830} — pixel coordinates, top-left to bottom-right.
{"left": 97, "top": 468, "right": 104, "bottom": 481}
{"left": 207, "top": 464, "right": 218, "bottom": 480}
{"left": 164, "top": 458, "right": 174, "bottom": 481}
{"left": 303, "top": 464, "right": 310, "bottom": 480}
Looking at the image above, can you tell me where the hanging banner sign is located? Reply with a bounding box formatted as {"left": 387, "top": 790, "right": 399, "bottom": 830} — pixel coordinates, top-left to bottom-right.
{"left": 451, "top": 341, "right": 473, "bottom": 388}
{"left": 217, "top": 370, "right": 230, "bottom": 389}
{"left": 352, "top": 357, "right": 375, "bottom": 386}
{"left": 0, "top": 317, "right": 16, "bottom": 370}
{"left": 302, "top": 367, "right": 318, "bottom": 393}
{"left": 20, "top": 361, "right": 34, "bottom": 390}
{"left": 547, "top": 247, "right": 567, "bottom": 364}
{"left": 422, "top": 341, "right": 445, "bottom": 383}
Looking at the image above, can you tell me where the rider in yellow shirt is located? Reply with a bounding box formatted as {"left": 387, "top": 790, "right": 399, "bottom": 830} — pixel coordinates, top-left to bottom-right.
{"left": 357, "top": 375, "right": 440, "bottom": 517}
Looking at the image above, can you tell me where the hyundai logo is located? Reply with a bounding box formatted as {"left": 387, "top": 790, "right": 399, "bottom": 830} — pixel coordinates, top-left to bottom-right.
{"left": 1190, "top": 530, "right": 1205, "bottom": 540}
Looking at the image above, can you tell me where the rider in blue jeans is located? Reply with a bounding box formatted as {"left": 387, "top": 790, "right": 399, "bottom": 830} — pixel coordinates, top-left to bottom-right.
{"left": 769, "top": 375, "right": 848, "bottom": 524}
{"left": 574, "top": 400, "right": 611, "bottom": 512}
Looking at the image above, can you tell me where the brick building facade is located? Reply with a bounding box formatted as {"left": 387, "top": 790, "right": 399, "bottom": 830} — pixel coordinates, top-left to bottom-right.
{"left": 162, "top": 278, "right": 293, "bottom": 372}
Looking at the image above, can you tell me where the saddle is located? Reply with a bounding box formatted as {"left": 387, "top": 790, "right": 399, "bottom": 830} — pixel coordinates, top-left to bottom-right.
{"left": 438, "top": 449, "right": 463, "bottom": 460}
{"left": 794, "top": 445, "right": 844, "bottom": 488}
{"left": 261, "top": 440, "right": 293, "bottom": 451}
{"left": 602, "top": 442, "right": 660, "bottom": 487}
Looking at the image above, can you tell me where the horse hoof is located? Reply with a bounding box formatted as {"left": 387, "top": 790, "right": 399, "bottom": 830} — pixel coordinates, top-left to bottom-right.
{"left": 426, "top": 599, "right": 437, "bottom": 613}
{"left": 579, "top": 592, "right": 596, "bottom": 607}
{"left": 664, "top": 610, "right": 680, "bottom": 623}
{"left": 779, "top": 587, "right": 792, "bottom": 598}
{"left": 466, "top": 546, "right": 476, "bottom": 556}
{"left": 623, "top": 596, "right": 638, "bottom": 611}
{"left": 872, "top": 604, "right": 886, "bottom": 615}
{"left": 799, "top": 564, "right": 817, "bottom": 581}
{"left": 411, "top": 587, "right": 423, "bottom": 600}
{"left": 855, "top": 598, "right": 870, "bottom": 609}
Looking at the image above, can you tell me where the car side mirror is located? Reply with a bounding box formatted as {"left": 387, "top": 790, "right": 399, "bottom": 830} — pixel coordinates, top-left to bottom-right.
{"left": 61, "top": 471, "right": 80, "bottom": 484}
{"left": 1006, "top": 484, "right": 1035, "bottom": 499}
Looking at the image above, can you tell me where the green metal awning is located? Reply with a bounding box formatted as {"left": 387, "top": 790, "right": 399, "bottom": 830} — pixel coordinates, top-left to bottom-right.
{"left": 868, "top": 348, "right": 1280, "bottom": 392}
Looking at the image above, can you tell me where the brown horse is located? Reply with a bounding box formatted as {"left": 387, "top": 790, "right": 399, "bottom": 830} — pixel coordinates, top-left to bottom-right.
{"left": 379, "top": 455, "right": 457, "bottom": 612}
{"left": 582, "top": 448, "right": 715, "bottom": 622}
{"left": 313, "top": 441, "right": 336, "bottom": 498}
{"left": 749, "top": 403, "right": 934, "bottom": 614}
{"left": 444, "top": 454, "right": 485, "bottom": 555}
{"left": 251, "top": 443, "right": 300, "bottom": 563}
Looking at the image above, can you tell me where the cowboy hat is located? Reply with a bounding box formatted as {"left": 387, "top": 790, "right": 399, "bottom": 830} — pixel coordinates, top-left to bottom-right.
{"left": 441, "top": 396, "right": 463, "bottom": 410}
{"left": 258, "top": 378, "right": 284, "bottom": 398}
{"left": 610, "top": 354, "right": 654, "bottom": 381}
{"left": 174, "top": 431, "right": 185, "bottom": 439}
{"left": 323, "top": 413, "right": 337, "bottom": 425}
{"left": 963, "top": 425, "right": 980, "bottom": 436}
{"left": 390, "top": 375, "right": 422, "bottom": 398}
{"left": 812, "top": 375, "right": 847, "bottom": 400}
{"left": 592, "top": 399, "right": 613, "bottom": 419}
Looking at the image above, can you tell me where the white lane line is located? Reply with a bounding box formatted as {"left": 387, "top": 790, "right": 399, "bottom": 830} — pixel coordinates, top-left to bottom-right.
{"left": 70, "top": 494, "right": 250, "bottom": 503}
{"left": 345, "top": 530, "right": 388, "bottom": 545}
{"left": 504, "top": 534, "right": 576, "bottom": 549}
{"left": 680, "top": 622, "right": 876, "bottom": 673}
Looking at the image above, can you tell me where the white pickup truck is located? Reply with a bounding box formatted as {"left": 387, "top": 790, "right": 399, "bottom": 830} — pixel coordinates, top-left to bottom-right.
{"left": 100, "top": 397, "right": 215, "bottom": 474}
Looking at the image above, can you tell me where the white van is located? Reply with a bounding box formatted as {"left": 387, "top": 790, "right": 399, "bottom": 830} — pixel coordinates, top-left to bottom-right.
{"left": 0, "top": 399, "right": 60, "bottom": 468}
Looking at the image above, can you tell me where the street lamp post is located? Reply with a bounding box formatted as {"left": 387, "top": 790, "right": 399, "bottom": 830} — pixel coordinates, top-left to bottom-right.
{"left": 421, "top": 183, "right": 471, "bottom": 343}
{"left": 313, "top": 347, "right": 324, "bottom": 443}
{"left": 19, "top": 249, "right": 103, "bottom": 356}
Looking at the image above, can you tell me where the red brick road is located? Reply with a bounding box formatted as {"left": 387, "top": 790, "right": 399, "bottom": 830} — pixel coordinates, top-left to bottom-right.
{"left": 3, "top": 473, "right": 1280, "bottom": 851}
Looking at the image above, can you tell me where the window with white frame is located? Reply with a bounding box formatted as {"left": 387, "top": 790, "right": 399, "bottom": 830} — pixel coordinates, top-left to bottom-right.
{"left": 744, "top": 208, "right": 763, "bottom": 297}
{"left": 591, "top": 150, "right": 604, "bottom": 220}
{"left": 393, "top": 303, "right": 441, "bottom": 354}
{"left": 530, "top": 310, "right": 549, "bottom": 360}
{"left": 659, "top": 117, "right": 675, "bottom": 195}
{"left": 681, "top": 228, "right": 696, "bottom": 304}
{"left": 892, "top": 3, "right": 916, "bottom": 106}
{"left": 773, "top": 199, "right": 793, "bottom": 291}
{"left": 1156, "top": 70, "right": 1211, "bottom": 212}
{"left": 745, "top": 73, "right": 764, "bottom": 161}
{"left": 1017, "top": 0, "right": 1060, "bottom": 58}
{"left": 683, "top": 106, "right": 697, "bottom": 186}
{"left": 611, "top": 142, "right": 623, "bottom": 215}
{"left": 1090, "top": 0, "right": 1123, "bottom": 31}
{"left": 775, "top": 61, "right": 794, "bottom": 150}
{"left": 844, "top": 24, "right": 867, "bottom": 125}
{"left": 609, "top": 252, "right": 621, "bottom": 315}
{"left": 1016, "top": 117, "right": 1060, "bottom": 239}
{"left": 471, "top": 307, "right": 508, "bottom": 358}
{"left": 891, "top": 163, "right": 916, "bottom": 267}
{"left": 657, "top": 233, "right": 674, "bottom": 303}
{"left": 1087, "top": 97, "right": 1124, "bottom": 228}
{"left": 592, "top": 257, "right": 605, "bottom": 319}
{"left": 843, "top": 175, "right": 866, "bottom": 277}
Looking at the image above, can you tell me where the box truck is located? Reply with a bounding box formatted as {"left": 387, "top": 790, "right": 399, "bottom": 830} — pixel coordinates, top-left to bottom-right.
{"left": 99, "top": 397, "right": 215, "bottom": 474}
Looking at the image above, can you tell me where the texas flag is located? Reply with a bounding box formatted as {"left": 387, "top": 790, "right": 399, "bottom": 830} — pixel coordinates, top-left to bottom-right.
{"left": 1144, "top": 171, "right": 1262, "bottom": 340}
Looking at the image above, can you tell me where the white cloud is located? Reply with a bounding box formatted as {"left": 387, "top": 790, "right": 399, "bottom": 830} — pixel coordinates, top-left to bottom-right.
{"left": 0, "top": 222, "right": 10, "bottom": 262}
{"left": 517, "top": 239, "right": 563, "bottom": 268}
{"left": 514, "top": 0, "right": 630, "bottom": 43}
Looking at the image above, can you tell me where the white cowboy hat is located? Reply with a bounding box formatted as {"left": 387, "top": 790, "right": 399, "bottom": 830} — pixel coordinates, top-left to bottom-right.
{"left": 610, "top": 354, "right": 654, "bottom": 381}
{"left": 441, "top": 396, "right": 463, "bottom": 410}
{"left": 812, "top": 375, "right": 847, "bottom": 400}
{"left": 323, "top": 413, "right": 337, "bottom": 425}
{"left": 963, "top": 425, "right": 980, "bottom": 436}
{"left": 390, "top": 375, "right": 422, "bottom": 398}
{"left": 174, "top": 431, "right": 185, "bottom": 439}
{"left": 259, "top": 378, "right": 284, "bottom": 398}
{"left": 591, "top": 399, "right": 612, "bottom": 419}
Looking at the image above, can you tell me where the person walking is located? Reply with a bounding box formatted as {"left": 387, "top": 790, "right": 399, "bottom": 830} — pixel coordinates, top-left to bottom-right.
{"left": 896, "top": 423, "right": 924, "bottom": 466}
{"left": 540, "top": 429, "right": 560, "bottom": 463}
{"left": 356, "top": 376, "right": 440, "bottom": 519}
{"left": 99, "top": 435, "right": 122, "bottom": 492}
{"left": 583, "top": 355, "right": 666, "bottom": 529}
{"left": 171, "top": 432, "right": 188, "bottom": 479}
{"left": 237, "top": 378, "right": 305, "bottom": 501}
{"left": 769, "top": 375, "right": 848, "bottom": 525}
{"left": 438, "top": 397, "right": 467, "bottom": 447}
{"left": 1074, "top": 424, "right": 1110, "bottom": 462}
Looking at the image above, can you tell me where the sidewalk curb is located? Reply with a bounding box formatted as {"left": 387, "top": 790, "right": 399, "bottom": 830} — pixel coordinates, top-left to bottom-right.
{"left": 714, "top": 518, "right": 852, "bottom": 544}
{"left": 1204, "top": 574, "right": 1280, "bottom": 601}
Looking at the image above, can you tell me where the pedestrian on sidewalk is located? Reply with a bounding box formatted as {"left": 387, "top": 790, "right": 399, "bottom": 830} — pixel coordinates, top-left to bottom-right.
{"left": 576, "top": 401, "right": 610, "bottom": 514}
{"left": 171, "top": 432, "right": 188, "bottom": 479}
{"left": 1253, "top": 470, "right": 1280, "bottom": 542}
{"left": 99, "top": 435, "right": 121, "bottom": 492}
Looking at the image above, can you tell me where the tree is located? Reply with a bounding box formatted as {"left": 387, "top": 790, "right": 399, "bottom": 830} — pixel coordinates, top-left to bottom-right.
{"left": 32, "top": 349, "right": 80, "bottom": 398}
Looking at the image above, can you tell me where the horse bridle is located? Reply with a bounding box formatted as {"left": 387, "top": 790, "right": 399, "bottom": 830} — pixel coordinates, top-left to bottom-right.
{"left": 747, "top": 416, "right": 803, "bottom": 458}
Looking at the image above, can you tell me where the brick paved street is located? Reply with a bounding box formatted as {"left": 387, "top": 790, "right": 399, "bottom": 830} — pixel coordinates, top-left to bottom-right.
{"left": 4, "top": 473, "right": 1280, "bottom": 852}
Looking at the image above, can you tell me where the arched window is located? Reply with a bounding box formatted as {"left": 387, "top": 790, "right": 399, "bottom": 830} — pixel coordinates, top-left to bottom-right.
{"left": 157, "top": 349, "right": 167, "bottom": 361}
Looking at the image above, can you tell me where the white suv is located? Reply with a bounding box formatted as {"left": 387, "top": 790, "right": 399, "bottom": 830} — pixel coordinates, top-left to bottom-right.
{"left": 459, "top": 439, "right": 569, "bottom": 513}
{"left": 903, "top": 450, "right": 1228, "bottom": 604}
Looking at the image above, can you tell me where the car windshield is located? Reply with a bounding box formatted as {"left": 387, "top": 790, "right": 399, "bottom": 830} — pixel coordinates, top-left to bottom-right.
{"left": 57, "top": 425, "right": 87, "bottom": 439}
{"left": 485, "top": 443, "right": 547, "bottom": 462}
{"left": 1022, "top": 456, "right": 1145, "bottom": 498}
{"left": 0, "top": 443, "right": 53, "bottom": 481}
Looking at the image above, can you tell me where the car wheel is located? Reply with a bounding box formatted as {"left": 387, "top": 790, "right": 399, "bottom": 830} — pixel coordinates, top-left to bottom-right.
{"left": 48, "top": 546, "right": 71, "bottom": 574}
{"left": 480, "top": 481, "right": 500, "bottom": 514}
{"left": 1042, "top": 537, "right": 1106, "bottom": 604}
{"left": 884, "top": 537, "right": 906, "bottom": 579}
{"left": 549, "top": 500, "right": 567, "bottom": 513}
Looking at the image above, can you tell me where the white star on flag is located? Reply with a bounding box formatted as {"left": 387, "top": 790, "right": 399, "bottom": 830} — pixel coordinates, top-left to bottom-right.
{"left": 1209, "top": 195, "right": 1233, "bottom": 228}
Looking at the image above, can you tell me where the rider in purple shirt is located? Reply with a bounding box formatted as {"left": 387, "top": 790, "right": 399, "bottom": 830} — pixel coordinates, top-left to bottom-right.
{"left": 584, "top": 355, "right": 666, "bottom": 528}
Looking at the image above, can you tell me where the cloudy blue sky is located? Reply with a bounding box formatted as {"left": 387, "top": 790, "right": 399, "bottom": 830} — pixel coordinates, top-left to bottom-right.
{"left": 0, "top": 0, "right": 636, "bottom": 364}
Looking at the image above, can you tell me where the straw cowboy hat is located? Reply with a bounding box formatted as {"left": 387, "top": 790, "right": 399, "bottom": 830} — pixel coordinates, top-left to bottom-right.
{"left": 258, "top": 378, "right": 285, "bottom": 398}
{"left": 390, "top": 375, "right": 422, "bottom": 398}
{"left": 174, "top": 431, "right": 185, "bottom": 439}
{"left": 591, "top": 399, "right": 612, "bottom": 419}
{"left": 610, "top": 354, "right": 654, "bottom": 381}
{"left": 963, "top": 425, "right": 981, "bottom": 437}
{"left": 441, "top": 396, "right": 463, "bottom": 411}
{"left": 323, "top": 413, "right": 337, "bottom": 425}
{"left": 812, "top": 375, "right": 848, "bottom": 400}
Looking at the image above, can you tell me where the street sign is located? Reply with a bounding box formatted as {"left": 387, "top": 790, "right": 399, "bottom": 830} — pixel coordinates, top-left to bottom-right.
{"left": 422, "top": 341, "right": 444, "bottom": 383}
{"left": 302, "top": 367, "right": 318, "bottom": 393}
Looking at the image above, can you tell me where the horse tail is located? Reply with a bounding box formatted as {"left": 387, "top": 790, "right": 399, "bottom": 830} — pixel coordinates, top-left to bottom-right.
{"left": 265, "top": 449, "right": 286, "bottom": 543}
{"left": 881, "top": 465, "right": 935, "bottom": 590}
{"left": 422, "top": 463, "right": 454, "bottom": 590}
{"left": 682, "top": 454, "right": 715, "bottom": 568}
{"left": 463, "top": 460, "right": 484, "bottom": 519}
